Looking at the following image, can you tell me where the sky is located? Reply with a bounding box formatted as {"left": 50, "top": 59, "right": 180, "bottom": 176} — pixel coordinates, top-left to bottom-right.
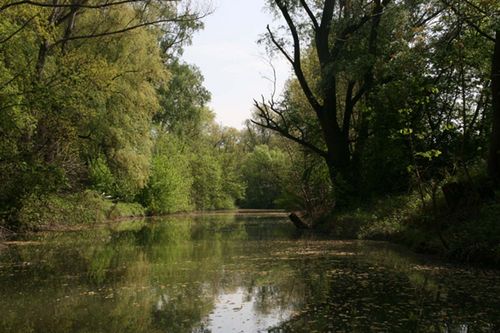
{"left": 182, "top": 0, "right": 291, "bottom": 129}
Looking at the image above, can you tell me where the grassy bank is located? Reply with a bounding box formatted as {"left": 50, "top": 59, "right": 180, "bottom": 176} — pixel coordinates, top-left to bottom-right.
{"left": 320, "top": 192, "right": 500, "bottom": 266}
{"left": 11, "top": 191, "right": 145, "bottom": 232}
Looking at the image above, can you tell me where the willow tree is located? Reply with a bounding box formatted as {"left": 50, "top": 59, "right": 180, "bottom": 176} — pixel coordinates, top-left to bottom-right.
{"left": 0, "top": 1, "right": 207, "bottom": 216}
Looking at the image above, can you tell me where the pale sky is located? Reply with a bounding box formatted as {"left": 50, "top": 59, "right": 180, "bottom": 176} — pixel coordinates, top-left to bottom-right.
{"left": 182, "top": 0, "right": 291, "bottom": 129}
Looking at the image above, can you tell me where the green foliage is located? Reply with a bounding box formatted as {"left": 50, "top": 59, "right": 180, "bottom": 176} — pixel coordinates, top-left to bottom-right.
{"left": 149, "top": 59, "right": 246, "bottom": 213}
{"left": 241, "top": 145, "right": 289, "bottom": 209}
{"left": 1, "top": 0, "right": 498, "bottom": 269}
{"left": 1, "top": 3, "right": 248, "bottom": 227}
{"left": 0, "top": 6, "right": 170, "bottom": 220}
{"left": 190, "top": 147, "right": 232, "bottom": 210}
{"left": 155, "top": 60, "right": 211, "bottom": 137}
{"left": 140, "top": 134, "right": 192, "bottom": 215}
{"left": 321, "top": 187, "right": 500, "bottom": 265}
{"left": 16, "top": 191, "right": 145, "bottom": 231}
{"left": 0, "top": 4, "right": 207, "bottom": 225}
{"left": 106, "top": 202, "right": 146, "bottom": 220}
{"left": 320, "top": 194, "right": 421, "bottom": 240}
{"left": 88, "top": 156, "right": 116, "bottom": 195}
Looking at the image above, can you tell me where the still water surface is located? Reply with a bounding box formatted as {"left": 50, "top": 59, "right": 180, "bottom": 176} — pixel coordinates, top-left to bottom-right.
{"left": 0, "top": 212, "right": 499, "bottom": 332}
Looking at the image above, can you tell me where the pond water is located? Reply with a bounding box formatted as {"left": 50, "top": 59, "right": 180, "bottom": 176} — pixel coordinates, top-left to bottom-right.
{"left": 0, "top": 212, "right": 499, "bottom": 333}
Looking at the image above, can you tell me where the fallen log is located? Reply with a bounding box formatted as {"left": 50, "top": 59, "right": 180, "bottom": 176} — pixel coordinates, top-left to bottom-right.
{"left": 289, "top": 212, "right": 311, "bottom": 229}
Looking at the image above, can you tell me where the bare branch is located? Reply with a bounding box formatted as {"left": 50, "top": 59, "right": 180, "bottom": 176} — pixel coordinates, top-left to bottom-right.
{"left": 0, "top": 0, "right": 175, "bottom": 12}
{"left": 258, "top": 55, "right": 278, "bottom": 102}
{"left": 266, "top": 25, "right": 294, "bottom": 65}
{"left": 440, "top": 0, "right": 495, "bottom": 42}
{"left": 299, "top": 0, "right": 319, "bottom": 30}
{"left": 251, "top": 124, "right": 327, "bottom": 160}
{"left": 252, "top": 96, "right": 327, "bottom": 158}
{"left": 273, "top": 0, "right": 322, "bottom": 113}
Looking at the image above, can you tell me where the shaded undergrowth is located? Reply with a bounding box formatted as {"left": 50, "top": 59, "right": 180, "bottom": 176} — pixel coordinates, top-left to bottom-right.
{"left": 320, "top": 190, "right": 500, "bottom": 266}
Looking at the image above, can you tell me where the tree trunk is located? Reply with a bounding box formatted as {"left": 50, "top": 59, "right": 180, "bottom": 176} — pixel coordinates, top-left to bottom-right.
{"left": 488, "top": 31, "right": 500, "bottom": 186}
{"left": 35, "top": 41, "right": 49, "bottom": 79}
{"left": 318, "top": 109, "right": 351, "bottom": 187}
{"left": 35, "top": 7, "right": 61, "bottom": 78}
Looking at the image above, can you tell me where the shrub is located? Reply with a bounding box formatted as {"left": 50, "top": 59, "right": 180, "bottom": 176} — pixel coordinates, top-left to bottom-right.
{"left": 445, "top": 203, "right": 500, "bottom": 264}
{"left": 17, "top": 190, "right": 144, "bottom": 230}
{"left": 140, "top": 148, "right": 192, "bottom": 215}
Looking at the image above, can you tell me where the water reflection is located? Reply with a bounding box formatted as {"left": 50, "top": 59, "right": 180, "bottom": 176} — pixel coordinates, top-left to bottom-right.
{"left": 193, "top": 287, "right": 293, "bottom": 333}
{"left": 0, "top": 214, "right": 498, "bottom": 333}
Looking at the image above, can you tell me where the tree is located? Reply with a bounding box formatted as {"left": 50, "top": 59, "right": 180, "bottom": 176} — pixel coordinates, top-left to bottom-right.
{"left": 155, "top": 60, "right": 211, "bottom": 138}
{"left": 0, "top": 1, "right": 206, "bottom": 72}
{"left": 440, "top": 0, "right": 500, "bottom": 185}
{"left": 254, "top": 0, "right": 395, "bottom": 199}
{"left": 0, "top": 2, "right": 206, "bottom": 221}
{"left": 491, "top": 30, "right": 500, "bottom": 185}
{"left": 241, "top": 145, "right": 288, "bottom": 209}
{"left": 149, "top": 61, "right": 245, "bottom": 212}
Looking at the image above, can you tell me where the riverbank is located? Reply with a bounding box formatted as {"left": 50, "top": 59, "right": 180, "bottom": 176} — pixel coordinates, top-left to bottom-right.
{"left": 0, "top": 191, "right": 288, "bottom": 237}
{"left": 2, "top": 189, "right": 499, "bottom": 267}
{"left": 319, "top": 193, "right": 500, "bottom": 266}
{"left": 1, "top": 191, "right": 145, "bottom": 233}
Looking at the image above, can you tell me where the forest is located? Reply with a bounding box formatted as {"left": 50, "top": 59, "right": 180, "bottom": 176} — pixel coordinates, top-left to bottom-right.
{"left": 0, "top": 0, "right": 499, "bottom": 265}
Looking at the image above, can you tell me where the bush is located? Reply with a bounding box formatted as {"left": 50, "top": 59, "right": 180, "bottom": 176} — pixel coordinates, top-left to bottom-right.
{"left": 17, "top": 190, "right": 144, "bottom": 230}
{"left": 88, "top": 156, "right": 116, "bottom": 195}
{"left": 140, "top": 137, "right": 193, "bottom": 215}
{"left": 106, "top": 202, "right": 146, "bottom": 220}
{"left": 322, "top": 194, "right": 421, "bottom": 240}
{"left": 323, "top": 188, "right": 500, "bottom": 265}
{"left": 445, "top": 203, "right": 500, "bottom": 264}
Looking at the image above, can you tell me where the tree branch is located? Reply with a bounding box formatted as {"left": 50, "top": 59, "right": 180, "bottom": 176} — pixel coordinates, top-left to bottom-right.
{"left": 251, "top": 121, "right": 327, "bottom": 159}
{"left": 273, "top": 0, "right": 322, "bottom": 113}
{"left": 266, "top": 25, "right": 294, "bottom": 65}
{"left": 440, "top": 0, "right": 495, "bottom": 42}
{"left": 253, "top": 98, "right": 327, "bottom": 158}
{"left": 0, "top": 0, "right": 175, "bottom": 12}
{"left": 299, "top": 0, "right": 319, "bottom": 31}
{"left": 52, "top": 13, "right": 207, "bottom": 45}
{"left": 330, "top": 15, "right": 371, "bottom": 60}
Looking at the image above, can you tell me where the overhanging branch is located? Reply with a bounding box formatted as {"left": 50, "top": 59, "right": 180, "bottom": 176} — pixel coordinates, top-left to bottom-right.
{"left": 252, "top": 99, "right": 327, "bottom": 158}
{"left": 0, "top": 0, "right": 176, "bottom": 12}
{"left": 52, "top": 13, "right": 206, "bottom": 45}
{"left": 272, "top": 0, "right": 323, "bottom": 114}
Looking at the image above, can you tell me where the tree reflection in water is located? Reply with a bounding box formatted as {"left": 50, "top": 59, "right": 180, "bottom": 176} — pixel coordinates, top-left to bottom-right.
{"left": 0, "top": 214, "right": 499, "bottom": 333}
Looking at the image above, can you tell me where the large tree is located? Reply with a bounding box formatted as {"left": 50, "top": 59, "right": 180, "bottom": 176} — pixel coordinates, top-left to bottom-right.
{"left": 0, "top": 1, "right": 207, "bottom": 217}
{"left": 254, "top": 0, "right": 418, "bottom": 199}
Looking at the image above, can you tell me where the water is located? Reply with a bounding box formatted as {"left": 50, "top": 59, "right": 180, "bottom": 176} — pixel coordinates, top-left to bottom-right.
{"left": 0, "top": 212, "right": 499, "bottom": 333}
